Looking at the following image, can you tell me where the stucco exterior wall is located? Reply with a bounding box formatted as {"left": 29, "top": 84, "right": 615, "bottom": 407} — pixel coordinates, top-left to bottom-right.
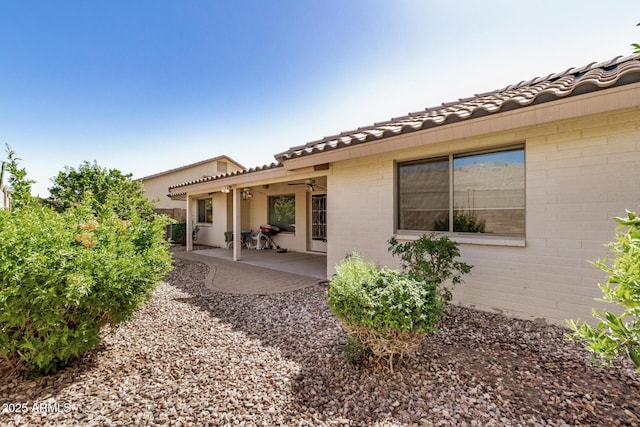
{"left": 188, "top": 192, "right": 227, "bottom": 247}
{"left": 143, "top": 174, "right": 191, "bottom": 210}
{"left": 327, "top": 108, "right": 640, "bottom": 324}
{"left": 189, "top": 192, "right": 256, "bottom": 248}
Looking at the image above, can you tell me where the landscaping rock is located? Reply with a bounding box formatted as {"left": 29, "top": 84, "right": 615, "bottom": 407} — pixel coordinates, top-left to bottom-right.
{"left": 1, "top": 249, "right": 639, "bottom": 426}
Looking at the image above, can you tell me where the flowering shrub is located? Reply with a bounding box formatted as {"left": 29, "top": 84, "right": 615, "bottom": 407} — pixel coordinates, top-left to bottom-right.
{"left": 0, "top": 151, "right": 173, "bottom": 375}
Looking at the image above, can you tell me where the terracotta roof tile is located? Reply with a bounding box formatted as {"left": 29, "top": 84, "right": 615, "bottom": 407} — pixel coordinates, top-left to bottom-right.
{"left": 167, "top": 191, "right": 186, "bottom": 199}
{"left": 168, "top": 162, "right": 283, "bottom": 191}
{"left": 274, "top": 54, "right": 640, "bottom": 161}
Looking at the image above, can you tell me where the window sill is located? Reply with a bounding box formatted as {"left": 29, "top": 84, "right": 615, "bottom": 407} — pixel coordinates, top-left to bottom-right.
{"left": 196, "top": 223, "right": 213, "bottom": 227}
{"left": 394, "top": 232, "right": 525, "bottom": 247}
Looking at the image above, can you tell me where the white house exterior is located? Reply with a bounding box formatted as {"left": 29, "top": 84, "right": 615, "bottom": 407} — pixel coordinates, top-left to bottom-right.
{"left": 168, "top": 54, "right": 640, "bottom": 325}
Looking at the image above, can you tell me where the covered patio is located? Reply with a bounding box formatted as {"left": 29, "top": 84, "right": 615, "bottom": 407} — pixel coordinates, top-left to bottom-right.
{"left": 168, "top": 162, "right": 331, "bottom": 279}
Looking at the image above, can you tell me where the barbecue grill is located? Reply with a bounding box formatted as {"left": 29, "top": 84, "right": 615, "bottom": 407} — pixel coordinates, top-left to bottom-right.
{"left": 258, "top": 224, "right": 280, "bottom": 250}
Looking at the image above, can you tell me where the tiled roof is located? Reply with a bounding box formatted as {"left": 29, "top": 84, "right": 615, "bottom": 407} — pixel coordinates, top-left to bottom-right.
{"left": 167, "top": 191, "right": 186, "bottom": 199}
{"left": 168, "top": 162, "right": 283, "bottom": 191}
{"left": 275, "top": 54, "right": 640, "bottom": 161}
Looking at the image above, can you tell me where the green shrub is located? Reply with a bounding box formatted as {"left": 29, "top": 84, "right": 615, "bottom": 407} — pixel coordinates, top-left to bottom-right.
{"left": 567, "top": 211, "right": 640, "bottom": 372}
{"left": 172, "top": 222, "right": 186, "bottom": 244}
{"left": 328, "top": 252, "right": 443, "bottom": 369}
{"left": 0, "top": 197, "right": 173, "bottom": 375}
{"left": 388, "top": 233, "right": 472, "bottom": 303}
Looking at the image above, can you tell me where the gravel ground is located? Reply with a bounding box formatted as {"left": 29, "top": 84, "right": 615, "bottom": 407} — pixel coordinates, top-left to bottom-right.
{"left": 2, "top": 251, "right": 640, "bottom": 426}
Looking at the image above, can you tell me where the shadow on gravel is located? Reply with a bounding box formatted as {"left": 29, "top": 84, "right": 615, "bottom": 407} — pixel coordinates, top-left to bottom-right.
{"left": 0, "top": 343, "right": 107, "bottom": 405}
{"left": 169, "top": 256, "right": 640, "bottom": 426}
{"left": 170, "top": 257, "right": 406, "bottom": 425}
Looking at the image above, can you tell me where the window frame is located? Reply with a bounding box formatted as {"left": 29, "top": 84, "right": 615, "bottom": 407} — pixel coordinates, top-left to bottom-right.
{"left": 268, "top": 194, "right": 296, "bottom": 233}
{"left": 197, "top": 198, "right": 213, "bottom": 224}
{"left": 396, "top": 144, "right": 525, "bottom": 241}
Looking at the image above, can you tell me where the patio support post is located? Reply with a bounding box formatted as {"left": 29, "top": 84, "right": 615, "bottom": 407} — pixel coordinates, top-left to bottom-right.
{"left": 186, "top": 194, "right": 193, "bottom": 251}
{"left": 232, "top": 187, "right": 241, "bottom": 261}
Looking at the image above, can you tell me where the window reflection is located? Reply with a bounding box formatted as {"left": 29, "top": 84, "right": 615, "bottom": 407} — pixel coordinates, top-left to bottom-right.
{"left": 198, "top": 199, "right": 213, "bottom": 223}
{"left": 453, "top": 149, "right": 524, "bottom": 235}
{"left": 397, "top": 147, "right": 525, "bottom": 235}
{"left": 269, "top": 195, "right": 296, "bottom": 232}
{"left": 398, "top": 158, "right": 449, "bottom": 231}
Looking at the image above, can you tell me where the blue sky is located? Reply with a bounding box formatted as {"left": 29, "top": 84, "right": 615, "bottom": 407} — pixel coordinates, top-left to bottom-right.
{"left": 1, "top": 1, "right": 639, "bottom": 197}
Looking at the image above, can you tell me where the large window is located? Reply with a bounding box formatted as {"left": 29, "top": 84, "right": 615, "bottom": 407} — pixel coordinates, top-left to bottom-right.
{"left": 268, "top": 195, "right": 295, "bottom": 232}
{"left": 398, "top": 146, "right": 525, "bottom": 235}
{"left": 398, "top": 157, "right": 449, "bottom": 232}
{"left": 197, "top": 198, "right": 213, "bottom": 223}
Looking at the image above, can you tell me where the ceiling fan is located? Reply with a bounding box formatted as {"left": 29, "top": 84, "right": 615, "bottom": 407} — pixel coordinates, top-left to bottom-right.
{"left": 288, "top": 178, "right": 326, "bottom": 192}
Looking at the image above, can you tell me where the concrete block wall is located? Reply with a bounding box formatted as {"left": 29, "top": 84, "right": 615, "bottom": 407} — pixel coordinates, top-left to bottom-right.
{"left": 327, "top": 108, "right": 640, "bottom": 324}
{"left": 328, "top": 156, "right": 397, "bottom": 276}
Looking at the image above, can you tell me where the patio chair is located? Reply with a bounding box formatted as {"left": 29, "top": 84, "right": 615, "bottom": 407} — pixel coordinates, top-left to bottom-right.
{"left": 224, "top": 231, "right": 233, "bottom": 249}
{"left": 225, "top": 231, "right": 252, "bottom": 249}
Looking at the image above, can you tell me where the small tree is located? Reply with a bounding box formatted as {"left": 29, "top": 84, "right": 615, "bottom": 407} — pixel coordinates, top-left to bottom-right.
{"left": 632, "top": 22, "right": 640, "bottom": 54}
{"left": 567, "top": 211, "right": 640, "bottom": 372}
{"left": 48, "top": 161, "right": 154, "bottom": 219}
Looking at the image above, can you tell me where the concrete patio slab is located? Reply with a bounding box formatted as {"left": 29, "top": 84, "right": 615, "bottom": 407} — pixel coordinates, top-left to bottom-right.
{"left": 173, "top": 249, "right": 326, "bottom": 295}
{"left": 193, "top": 247, "right": 328, "bottom": 280}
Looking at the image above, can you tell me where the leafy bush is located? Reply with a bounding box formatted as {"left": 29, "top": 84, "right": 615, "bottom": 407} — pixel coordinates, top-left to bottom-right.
{"left": 567, "top": 211, "right": 640, "bottom": 371}
{"left": 48, "top": 160, "right": 155, "bottom": 220}
{"left": 0, "top": 153, "right": 173, "bottom": 375}
{"left": 328, "top": 252, "right": 443, "bottom": 369}
{"left": 388, "top": 233, "right": 472, "bottom": 303}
